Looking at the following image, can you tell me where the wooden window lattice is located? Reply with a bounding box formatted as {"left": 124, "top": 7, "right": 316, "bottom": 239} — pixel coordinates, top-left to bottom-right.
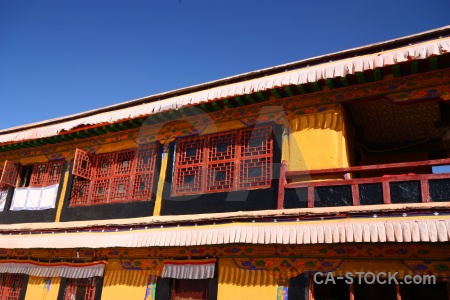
{"left": 0, "top": 161, "right": 21, "bottom": 187}
{"left": 73, "top": 149, "right": 94, "bottom": 180}
{"left": 173, "top": 125, "right": 273, "bottom": 196}
{"left": 0, "top": 273, "right": 24, "bottom": 300}
{"left": 63, "top": 278, "right": 97, "bottom": 300}
{"left": 29, "top": 160, "right": 64, "bottom": 187}
{"left": 70, "top": 145, "right": 157, "bottom": 206}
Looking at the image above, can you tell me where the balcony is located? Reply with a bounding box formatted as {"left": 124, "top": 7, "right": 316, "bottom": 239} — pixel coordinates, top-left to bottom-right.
{"left": 278, "top": 158, "right": 450, "bottom": 209}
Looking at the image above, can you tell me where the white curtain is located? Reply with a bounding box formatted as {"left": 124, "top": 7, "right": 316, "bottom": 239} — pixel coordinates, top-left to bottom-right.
{"left": 162, "top": 259, "right": 216, "bottom": 279}
{"left": 10, "top": 184, "right": 59, "bottom": 211}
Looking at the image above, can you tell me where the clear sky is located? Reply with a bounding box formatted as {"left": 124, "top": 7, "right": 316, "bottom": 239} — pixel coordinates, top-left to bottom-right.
{"left": 0, "top": 0, "right": 449, "bottom": 130}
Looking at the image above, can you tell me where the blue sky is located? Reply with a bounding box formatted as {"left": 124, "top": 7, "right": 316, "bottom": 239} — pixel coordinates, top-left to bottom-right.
{"left": 1, "top": 0, "right": 449, "bottom": 130}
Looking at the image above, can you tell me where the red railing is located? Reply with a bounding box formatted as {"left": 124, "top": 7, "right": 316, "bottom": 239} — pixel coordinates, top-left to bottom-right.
{"left": 277, "top": 158, "right": 450, "bottom": 209}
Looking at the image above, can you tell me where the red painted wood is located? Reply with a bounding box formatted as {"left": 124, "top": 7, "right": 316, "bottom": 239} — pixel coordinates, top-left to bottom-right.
{"left": 351, "top": 184, "right": 360, "bottom": 206}
{"left": 285, "top": 158, "right": 450, "bottom": 178}
{"left": 421, "top": 179, "right": 430, "bottom": 202}
{"left": 307, "top": 186, "right": 314, "bottom": 208}
{"left": 277, "top": 160, "right": 287, "bottom": 209}
{"left": 285, "top": 173, "right": 450, "bottom": 189}
{"left": 382, "top": 181, "right": 391, "bottom": 204}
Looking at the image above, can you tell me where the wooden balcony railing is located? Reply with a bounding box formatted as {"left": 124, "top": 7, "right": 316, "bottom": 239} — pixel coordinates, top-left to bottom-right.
{"left": 277, "top": 158, "right": 450, "bottom": 209}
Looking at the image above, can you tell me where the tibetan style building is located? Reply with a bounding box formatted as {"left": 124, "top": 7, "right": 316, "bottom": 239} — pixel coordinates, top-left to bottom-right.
{"left": 0, "top": 26, "right": 450, "bottom": 300}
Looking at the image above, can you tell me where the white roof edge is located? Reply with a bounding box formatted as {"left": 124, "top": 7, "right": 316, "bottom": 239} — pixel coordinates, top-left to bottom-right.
{"left": 0, "top": 202, "right": 448, "bottom": 232}
{"left": 0, "top": 26, "right": 449, "bottom": 142}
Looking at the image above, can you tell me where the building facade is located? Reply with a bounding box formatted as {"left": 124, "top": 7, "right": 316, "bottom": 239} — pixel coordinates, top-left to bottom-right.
{"left": 0, "top": 26, "right": 450, "bottom": 300}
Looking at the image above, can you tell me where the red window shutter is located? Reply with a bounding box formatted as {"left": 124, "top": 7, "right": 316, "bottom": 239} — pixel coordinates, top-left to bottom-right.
{"left": 171, "top": 279, "right": 209, "bottom": 300}
{"left": 0, "top": 161, "right": 21, "bottom": 187}
{"left": 131, "top": 144, "right": 157, "bottom": 201}
{"left": 64, "top": 278, "right": 97, "bottom": 300}
{"left": 0, "top": 273, "right": 24, "bottom": 300}
{"left": 29, "top": 162, "right": 49, "bottom": 187}
{"left": 205, "top": 131, "right": 237, "bottom": 192}
{"left": 73, "top": 149, "right": 95, "bottom": 180}
{"left": 46, "top": 160, "right": 64, "bottom": 185}
{"left": 173, "top": 136, "right": 205, "bottom": 195}
{"left": 238, "top": 126, "right": 273, "bottom": 189}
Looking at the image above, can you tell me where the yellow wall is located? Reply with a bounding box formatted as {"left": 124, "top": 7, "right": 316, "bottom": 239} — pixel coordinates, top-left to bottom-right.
{"left": 287, "top": 105, "right": 351, "bottom": 177}
{"left": 25, "top": 276, "right": 61, "bottom": 300}
{"left": 101, "top": 260, "right": 150, "bottom": 300}
{"left": 218, "top": 258, "right": 277, "bottom": 300}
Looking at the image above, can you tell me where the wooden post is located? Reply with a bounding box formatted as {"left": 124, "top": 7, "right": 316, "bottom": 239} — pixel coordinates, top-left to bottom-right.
{"left": 382, "top": 180, "right": 391, "bottom": 204}
{"left": 396, "top": 283, "right": 402, "bottom": 300}
{"left": 420, "top": 179, "right": 430, "bottom": 202}
{"left": 351, "top": 184, "right": 360, "bottom": 206}
{"left": 349, "top": 283, "right": 355, "bottom": 300}
{"left": 307, "top": 186, "right": 315, "bottom": 208}
{"left": 277, "top": 161, "right": 288, "bottom": 210}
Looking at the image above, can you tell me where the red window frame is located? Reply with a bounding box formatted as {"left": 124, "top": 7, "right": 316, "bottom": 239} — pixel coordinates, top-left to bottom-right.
{"left": 29, "top": 160, "right": 64, "bottom": 187}
{"left": 0, "top": 273, "right": 25, "bottom": 300}
{"left": 63, "top": 277, "right": 97, "bottom": 300}
{"left": 0, "top": 161, "right": 21, "bottom": 187}
{"left": 70, "top": 144, "right": 157, "bottom": 206}
{"left": 173, "top": 125, "right": 273, "bottom": 196}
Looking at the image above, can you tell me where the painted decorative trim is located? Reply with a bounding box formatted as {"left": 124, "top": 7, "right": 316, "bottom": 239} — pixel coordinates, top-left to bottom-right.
{"left": 162, "top": 259, "right": 216, "bottom": 279}
{"left": 0, "top": 260, "right": 105, "bottom": 278}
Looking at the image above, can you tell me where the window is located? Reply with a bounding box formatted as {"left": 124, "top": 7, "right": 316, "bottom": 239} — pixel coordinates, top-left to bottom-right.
{"left": 172, "top": 279, "right": 209, "bottom": 300}
{"left": 0, "top": 273, "right": 25, "bottom": 300}
{"left": 70, "top": 144, "right": 157, "bottom": 206}
{"left": 0, "top": 160, "right": 64, "bottom": 188}
{"left": 63, "top": 278, "right": 97, "bottom": 300}
{"left": 173, "top": 125, "right": 273, "bottom": 196}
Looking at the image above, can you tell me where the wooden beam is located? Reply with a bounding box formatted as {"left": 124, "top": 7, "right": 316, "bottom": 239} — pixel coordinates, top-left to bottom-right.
{"left": 270, "top": 89, "right": 282, "bottom": 99}
{"left": 102, "top": 125, "right": 115, "bottom": 133}
{"left": 285, "top": 86, "right": 296, "bottom": 97}
{"left": 76, "top": 131, "right": 89, "bottom": 139}
{"left": 245, "top": 94, "right": 257, "bottom": 104}
{"left": 429, "top": 56, "right": 439, "bottom": 70}
{"left": 234, "top": 96, "right": 245, "bottom": 106}
{"left": 411, "top": 60, "right": 419, "bottom": 74}
{"left": 94, "top": 127, "right": 106, "bottom": 135}
{"left": 256, "top": 92, "right": 268, "bottom": 101}
{"left": 340, "top": 77, "right": 350, "bottom": 87}
{"left": 373, "top": 68, "right": 383, "bottom": 81}
{"left": 211, "top": 102, "right": 221, "bottom": 111}
{"left": 325, "top": 78, "right": 335, "bottom": 90}
{"left": 222, "top": 99, "right": 234, "bottom": 109}
{"left": 311, "top": 82, "right": 321, "bottom": 92}
{"left": 201, "top": 103, "right": 212, "bottom": 113}
{"left": 296, "top": 84, "right": 307, "bottom": 94}
{"left": 392, "top": 65, "right": 401, "bottom": 78}
{"left": 355, "top": 72, "right": 366, "bottom": 83}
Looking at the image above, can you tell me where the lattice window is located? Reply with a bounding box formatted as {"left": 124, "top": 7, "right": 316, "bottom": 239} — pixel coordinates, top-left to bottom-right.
{"left": 29, "top": 163, "right": 48, "bottom": 187}
{"left": 70, "top": 145, "right": 157, "bottom": 206}
{"left": 73, "top": 149, "right": 94, "bottom": 180}
{"left": 93, "top": 153, "right": 115, "bottom": 179}
{"left": 0, "top": 273, "right": 24, "bottom": 300}
{"left": 47, "top": 161, "right": 64, "bottom": 185}
{"left": 173, "top": 125, "right": 273, "bottom": 196}
{"left": 115, "top": 150, "right": 135, "bottom": 176}
{"left": 135, "top": 144, "right": 157, "bottom": 173}
{"left": 90, "top": 179, "right": 110, "bottom": 204}
{"left": 29, "top": 160, "right": 64, "bottom": 187}
{"left": 239, "top": 125, "right": 273, "bottom": 158}
{"left": 110, "top": 176, "right": 131, "bottom": 202}
{"left": 0, "top": 161, "right": 21, "bottom": 187}
{"left": 206, "top": 162, "right": 235, "bottom": 192}
{"left": 63, "top": 277, "right": 97, "bottom": 300}
{"left": 70, "top": 178, "right": 91, "bottom": 206}
{"left": 131, "top": 173, "right": 154, "bottom": 201}
{"left": 177, "top": 136, "right": 205, "bottom": 166}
